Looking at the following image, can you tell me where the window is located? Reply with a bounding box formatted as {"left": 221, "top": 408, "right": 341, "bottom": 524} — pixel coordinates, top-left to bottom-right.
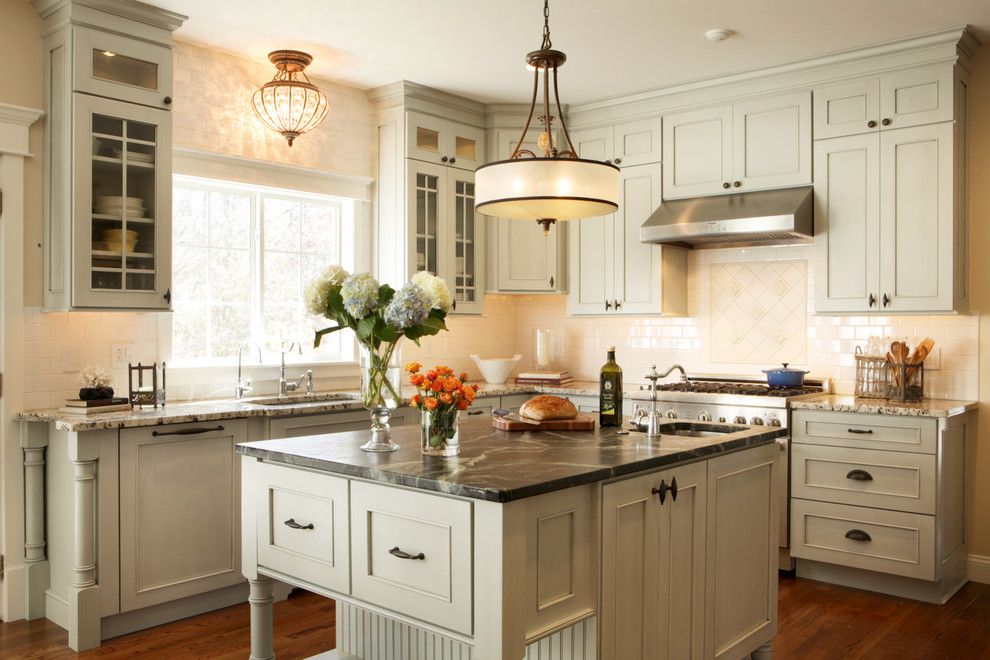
{"left": 170, "top": 176, "right": 356, "bottom": 365}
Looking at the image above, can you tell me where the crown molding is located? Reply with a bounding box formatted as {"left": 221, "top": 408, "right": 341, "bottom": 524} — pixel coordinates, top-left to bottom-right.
{"left": 0, "top": 104, "right": 44, "bottom": 156}
{"left": 34, "top": 0, "right": 186, "bottom": 31}
{"left": 370, "top": 80, "right": 487, "bottom": 127}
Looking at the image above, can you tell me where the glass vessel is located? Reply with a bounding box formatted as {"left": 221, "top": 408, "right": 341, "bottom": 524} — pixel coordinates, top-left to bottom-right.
{"left": 421, "top": 408, "right": 461, "bottom": 457}
{"left": 359, "top": 343, "right": 402, "bottom": 452}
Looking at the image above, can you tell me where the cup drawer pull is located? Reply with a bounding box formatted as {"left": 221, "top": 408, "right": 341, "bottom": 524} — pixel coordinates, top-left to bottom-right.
{"left": 845, "top": 529, "right": 872, "bottom": 542}
{"left": 845, "top": 469, "right": 874, "bottom": 481}
{"left": 389, "top": 546, "right": 425, "bottom": 560}
{"left": 847, "top": 428, "right": 874, "bottom": 434}
{"left": 284, "top": 518, "right": 314, "bottom": 530}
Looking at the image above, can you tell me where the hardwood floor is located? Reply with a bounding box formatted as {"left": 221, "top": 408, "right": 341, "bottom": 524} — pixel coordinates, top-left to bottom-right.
{"left": 1, "top": 577, "right": 987, "bottom": 659}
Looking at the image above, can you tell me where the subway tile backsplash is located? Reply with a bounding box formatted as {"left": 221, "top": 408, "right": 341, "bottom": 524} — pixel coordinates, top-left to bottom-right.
{"left": 22, "top": 250, "right": 978, "bottom": 409}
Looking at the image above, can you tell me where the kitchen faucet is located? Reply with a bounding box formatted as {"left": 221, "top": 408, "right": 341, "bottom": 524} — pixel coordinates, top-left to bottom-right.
{"left": 235, "top": 343, "right": 263, "bottom": 399}
{"left": 278, "top": 342, "right": 313, "bottom": 397}
{"left": 658, "top": 364, "right": 689, "bottom": 382}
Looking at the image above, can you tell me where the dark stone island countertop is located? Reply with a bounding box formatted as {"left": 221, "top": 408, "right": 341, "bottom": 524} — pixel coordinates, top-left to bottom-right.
{"left": 236, "top": 415, "right": 785, "bottom": 502}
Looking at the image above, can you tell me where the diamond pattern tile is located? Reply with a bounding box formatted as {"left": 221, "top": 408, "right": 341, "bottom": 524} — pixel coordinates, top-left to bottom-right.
{"left": 710, "top": 261, "right": 807, "bottom": 365}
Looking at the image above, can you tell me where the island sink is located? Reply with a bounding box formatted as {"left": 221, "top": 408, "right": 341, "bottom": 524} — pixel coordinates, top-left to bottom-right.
{"left": 245, "top": 393, "right": 356, "bottom": 406}
{"left": 650, "top": 421, "right": 748, "bottom": 438}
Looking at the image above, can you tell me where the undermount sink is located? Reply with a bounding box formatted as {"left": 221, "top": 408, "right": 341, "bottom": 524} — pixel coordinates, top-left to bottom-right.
{"left": 246, "top": 393, "right": 357, "bottom": 406}
{"left": 649, "top": 422, "right": 748, "bottom": 438}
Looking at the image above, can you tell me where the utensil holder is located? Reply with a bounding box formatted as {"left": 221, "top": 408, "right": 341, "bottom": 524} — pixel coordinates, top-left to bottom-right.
{"left": 887, "top": 362, "right": 924, "bottom": 403}
{"left": 854, "top": 347, "right": 888, "bottom": 399}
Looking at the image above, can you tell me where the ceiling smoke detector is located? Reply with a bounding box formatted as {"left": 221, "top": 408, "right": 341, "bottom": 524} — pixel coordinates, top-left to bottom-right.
{"left": 705, "top": 29, "right": 735, "bottom": 43}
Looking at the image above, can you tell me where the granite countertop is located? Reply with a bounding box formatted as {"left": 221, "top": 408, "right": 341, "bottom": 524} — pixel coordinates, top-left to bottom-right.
{"left": 236, "top": 416, "right": 785, "bottom": 503}
{"left": 12, "top": 381, "right": 615, "bottom": 432}
{"left": 789, "top": 394, "right": 977, "bottom": 418}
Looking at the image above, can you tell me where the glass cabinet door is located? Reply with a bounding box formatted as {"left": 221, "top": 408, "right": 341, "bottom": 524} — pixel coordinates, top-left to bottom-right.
{"left": 407, "top": 162, "right": 445, "bottom": 277}
{"left": 450, "top": 172, "right": 483, "bottom": 313}
{"left": 74, "top": 93, "right": 172, "bottom": 309}
{"left": 73, "top": 27, "right": 173, "bottom": 109}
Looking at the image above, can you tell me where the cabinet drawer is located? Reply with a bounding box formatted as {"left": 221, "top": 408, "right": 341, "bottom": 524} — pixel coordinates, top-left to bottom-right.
{"left": 791, "top": 499, "right": 934, "bottom": 580}
{"left": 791, "top": 444, "right": 935, "bottom": 514}
{"left": 351, "top": 481, "right": 472, "bottom": 635}
{"left": 791, "top": 410, "right": 936, "bottom": 454}
{"left": 256, "top": 462, "right": 350, "bottom": 593}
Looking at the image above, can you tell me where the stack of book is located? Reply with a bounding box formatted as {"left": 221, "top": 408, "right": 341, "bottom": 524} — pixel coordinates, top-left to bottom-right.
{"left": 59, "top": 397, "right": 132, "bottom": 415}
{"left": 515, "top": 370, "right": 574, "bottom": 386}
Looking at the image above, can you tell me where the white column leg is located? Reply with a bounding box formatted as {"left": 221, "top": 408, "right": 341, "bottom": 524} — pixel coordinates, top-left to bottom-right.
{"left": 68, "top": 458, "right": 100, "bottom": 651}
{"left": 473, "top": 500, "right": 527, "bottom": 660}
{"left": 249, "top": 577, "right": 275, "bottom": 660}
{"left": 752, "top": 641, "right": 773, "bottom": 660}
{"left": 23, "top": 442, "right": 49, "bottom": 619}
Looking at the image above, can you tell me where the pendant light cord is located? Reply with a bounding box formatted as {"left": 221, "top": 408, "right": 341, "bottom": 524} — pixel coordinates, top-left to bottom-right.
{"left": 541, "top": 0, "right": 552, "bottom": 50}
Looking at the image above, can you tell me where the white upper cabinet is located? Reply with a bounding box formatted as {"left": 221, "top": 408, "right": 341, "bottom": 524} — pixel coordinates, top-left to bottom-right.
{"left": 406, "top": 110, "right": 486, "bottom": 170}
{"left": 732, "top": 92, "right": 812, "bottom": 190}
{"left": 611, "top": 118, "right": 662, "bottom": 166}
{"left": 663, "top": 91, "right": 811, "bottom": 199}
{"left": 813, "top": 65, "right": 955, "bottom": 139}
{"left": 662, "top": 105, "right": 733, "bottom": 198}
{"left": 568, "top": 126, "right": 686, "bottom": 316}
{"left": 73, "top": 27, "right": 174, "bottom": 109}
{"left": 816, "top": 122, "right": 964, "bottom": 314}
{"left": 488, "top": 130, "right": 566, "bottom": 293}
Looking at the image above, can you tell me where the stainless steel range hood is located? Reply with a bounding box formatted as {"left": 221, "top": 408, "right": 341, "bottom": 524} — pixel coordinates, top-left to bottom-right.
{"left": 640, "top": 186, "right": 814, "bottom": 249}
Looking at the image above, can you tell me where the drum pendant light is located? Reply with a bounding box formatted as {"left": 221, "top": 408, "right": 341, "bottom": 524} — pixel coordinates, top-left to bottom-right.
{"left": 475, "top": 0, "right": 619, "bottom": 234}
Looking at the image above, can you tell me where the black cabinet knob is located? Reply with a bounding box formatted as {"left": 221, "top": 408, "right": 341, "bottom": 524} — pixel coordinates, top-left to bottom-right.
{"left": 733, "top": 180, "right": 741, "bottom": 188}
{"left": 882, "top": 293, "right": 891, "bottom": 308}
{"left": 722, "top": 182, "right": 731, "bottom": 189}
{"left": 449, "top": 157, "right": 456, "bottom": 164}
{"left": 868, "top": 293, "right": 877, "bottom": 307}
{"left": 605, "top": 300, "right": 612, "bottom": 311}
{"left": 163, "top": 96, "right": 172, "bottom": 105}
{"left": 441, "top": 156, "right": 449, "bottom": 163}
{"left": 614, "top": 157, "right": 622, "bottom": 164}
{"left": 867, "top": 120, "right": 877, "bottom": 128}
{"left": 881, "top": 118, "right": 892, "bottom": 126}
{"left": 652, "top": 479, "right": 675, "bottom": 504}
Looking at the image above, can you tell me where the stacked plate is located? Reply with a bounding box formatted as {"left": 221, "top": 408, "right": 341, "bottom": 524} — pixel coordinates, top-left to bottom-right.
{"left": 111, "top": 147, "right": 154, "bottom": 164}
{"left": 94, "top": 195, "right": 147, "bottom": 218}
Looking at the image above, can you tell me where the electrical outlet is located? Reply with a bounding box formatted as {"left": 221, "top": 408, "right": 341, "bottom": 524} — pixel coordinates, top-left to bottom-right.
{"left": 63, "top": 348, "right": 82, "bottom": 372}
{"left": 111, "top": 344, "right": 133, "bottom": 367}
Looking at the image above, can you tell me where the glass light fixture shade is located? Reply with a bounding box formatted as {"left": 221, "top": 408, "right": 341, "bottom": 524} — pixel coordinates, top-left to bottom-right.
{"left": 475, "top": 157, "right": 620, "bottom": 221}
{"left": 252, "top": 79, "right": 329, "bottom": 146}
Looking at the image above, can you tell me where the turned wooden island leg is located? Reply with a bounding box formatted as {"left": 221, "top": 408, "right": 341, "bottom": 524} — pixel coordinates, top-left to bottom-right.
{"left": 752, "top": 641, "right": 773, "bottom": 659}
{"left": 69, "top": 456, "right": 101, "bottom": 650}
{"left": 248, "top": 577, "right": 275, "bottom": 660}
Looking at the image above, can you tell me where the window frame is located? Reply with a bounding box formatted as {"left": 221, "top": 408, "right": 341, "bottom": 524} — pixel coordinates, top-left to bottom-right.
{"left": 163, "top": 174, "right": 362, "bottom": 379}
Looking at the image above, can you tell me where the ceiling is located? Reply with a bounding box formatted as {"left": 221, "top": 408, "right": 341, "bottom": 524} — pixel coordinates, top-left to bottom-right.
{"left": 154, "top": 0, "right": 990, "bottom": 104}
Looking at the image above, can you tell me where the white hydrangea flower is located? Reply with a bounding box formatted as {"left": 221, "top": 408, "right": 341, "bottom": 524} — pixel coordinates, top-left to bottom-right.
{"left": 79, "top": 365, "right": 112, "bottom": 388}
{"left": 411, "top": 271, "right": 453, "bottom": 313}
{"left": 304, "top": 265, "right": 350, "bottom": 316}
{"left": 341, "top": 272, "right": 380, "bottom": 318}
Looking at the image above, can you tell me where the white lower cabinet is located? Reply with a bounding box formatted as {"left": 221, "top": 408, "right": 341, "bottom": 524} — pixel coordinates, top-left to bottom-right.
{"left": 350, "top": 481, "right": 473, "bottom": 635}
{"left": 256, "top": 462, "right": 349, "bottom": 593}
{"left": 790, "top": 409, "right": 969, "bottom": 603}
{"left": 601, "top": 444, "right": 776, "bottom": 660}
{"left": 119, "top": 420, "right": 246, "bottom": 611}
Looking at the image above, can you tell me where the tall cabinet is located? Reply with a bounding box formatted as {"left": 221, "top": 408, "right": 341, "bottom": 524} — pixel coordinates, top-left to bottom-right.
{"left": 374, "top": 85, "right": 487, "bottom": 314}
{"left": 813, "top": 64, "right": 969, "bottom": 314}
{"left": 37, "top": 0, "right": 184, "bottom": 310}
{"left": 568, "top": 121, "right": 687, "bottom": 316}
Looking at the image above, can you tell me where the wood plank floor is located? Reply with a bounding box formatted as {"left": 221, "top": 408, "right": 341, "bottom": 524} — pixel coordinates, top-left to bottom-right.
{"left": 1, "top": 578, "right": 988, "bottom": 659}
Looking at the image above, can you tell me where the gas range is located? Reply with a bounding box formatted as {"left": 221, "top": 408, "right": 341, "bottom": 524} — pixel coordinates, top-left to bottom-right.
{"left": 633, "top": 376, "right": 824, "bottom": 428}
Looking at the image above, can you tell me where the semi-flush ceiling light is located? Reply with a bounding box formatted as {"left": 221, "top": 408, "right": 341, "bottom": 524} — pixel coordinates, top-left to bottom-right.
{"left": 252, "top": 50, "right": 329, "bottom": 147}
{"left": 475, "top": 0, "right": 619, "bottom": 234}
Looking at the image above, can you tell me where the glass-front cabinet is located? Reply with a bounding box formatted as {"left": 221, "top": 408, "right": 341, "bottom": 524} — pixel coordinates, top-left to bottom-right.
{"left": 73, "top": 27, "right": 174, "bottom": 109}
{"left": 73, "top": 95, "right": 171, "bottom": 309}
{"left": 406, "top": 111, "right": 486, "bottom": 171}
{"left": 406, "top": 161, "right": 484, "bottom": 314}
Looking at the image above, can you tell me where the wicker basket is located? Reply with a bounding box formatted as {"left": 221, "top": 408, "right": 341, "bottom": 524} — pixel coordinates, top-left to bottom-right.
{"left": 854, "top": 347, "right": 888, "bottom": 399}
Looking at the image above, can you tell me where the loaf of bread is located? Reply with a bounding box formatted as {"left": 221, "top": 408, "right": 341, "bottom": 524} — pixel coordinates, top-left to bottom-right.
{"left": 519, "top": 395, "right": 578, "bottom": 421}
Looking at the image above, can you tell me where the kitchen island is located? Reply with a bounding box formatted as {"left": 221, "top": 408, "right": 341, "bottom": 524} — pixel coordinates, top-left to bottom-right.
{"left": 238, "top": 416, "right": 785, "bottom": 660}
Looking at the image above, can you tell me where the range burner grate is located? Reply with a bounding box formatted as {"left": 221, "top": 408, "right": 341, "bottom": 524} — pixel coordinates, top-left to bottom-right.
{"left": 656, "top": 382, "right": 819, "bottom": 397}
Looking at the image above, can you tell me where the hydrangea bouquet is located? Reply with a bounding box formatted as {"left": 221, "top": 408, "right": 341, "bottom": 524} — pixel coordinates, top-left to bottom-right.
{"left": 306, "top": 267, "right": 452, "bottom": 451}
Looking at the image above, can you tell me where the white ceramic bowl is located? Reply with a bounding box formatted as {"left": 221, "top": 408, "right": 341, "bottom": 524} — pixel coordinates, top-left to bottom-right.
{"left": 470, "top": 354, "right": 523, "bottom": 385}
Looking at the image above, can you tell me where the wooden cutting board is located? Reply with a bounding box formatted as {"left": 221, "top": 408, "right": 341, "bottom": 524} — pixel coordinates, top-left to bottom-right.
{"left": 491, "top": 414, "right": 596, "bottom": 432}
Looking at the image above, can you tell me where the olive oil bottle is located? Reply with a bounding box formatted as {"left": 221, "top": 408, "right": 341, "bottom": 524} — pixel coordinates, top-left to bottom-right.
{"left": 599, "top": 346, "right": 623, "bottom": 427}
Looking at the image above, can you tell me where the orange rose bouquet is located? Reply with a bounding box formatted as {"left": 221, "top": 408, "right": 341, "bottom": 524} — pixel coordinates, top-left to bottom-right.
{"left": 406, "top": 363, "right": 479, "bottom": 456}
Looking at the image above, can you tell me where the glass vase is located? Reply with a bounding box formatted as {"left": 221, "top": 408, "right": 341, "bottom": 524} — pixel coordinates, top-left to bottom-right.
{"left": 359, "top": 342, "right": 402, "bottom": 452}
{"left": 421, "top": 408, "right": 461, "bottom": 457}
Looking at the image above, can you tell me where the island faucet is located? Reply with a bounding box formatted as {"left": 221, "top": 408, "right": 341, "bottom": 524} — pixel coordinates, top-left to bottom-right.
{"left": 236, "top": 343, "right": 263, "bottom": 399}
{"left": 279, "top": 342, "right": 306, "bottom": 397}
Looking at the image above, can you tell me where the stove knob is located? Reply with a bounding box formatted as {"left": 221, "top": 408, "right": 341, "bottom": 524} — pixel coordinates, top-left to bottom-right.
{"left": 718, "top": 416, "right": 727, "bottom": 423}
{"left": 665, "top": 409, "right": 678, "bottom": 419}
{"left": 750, "top": 416, "right": 765, "bottom": 426}
{"left": 697, "top": 410, "right": 712, "bottom": 422}
{"left": 768, "top": 418, "right": 782, "bottom": 427}
{"left": 733, "top": 415, "right": 747, "bottom": 425}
